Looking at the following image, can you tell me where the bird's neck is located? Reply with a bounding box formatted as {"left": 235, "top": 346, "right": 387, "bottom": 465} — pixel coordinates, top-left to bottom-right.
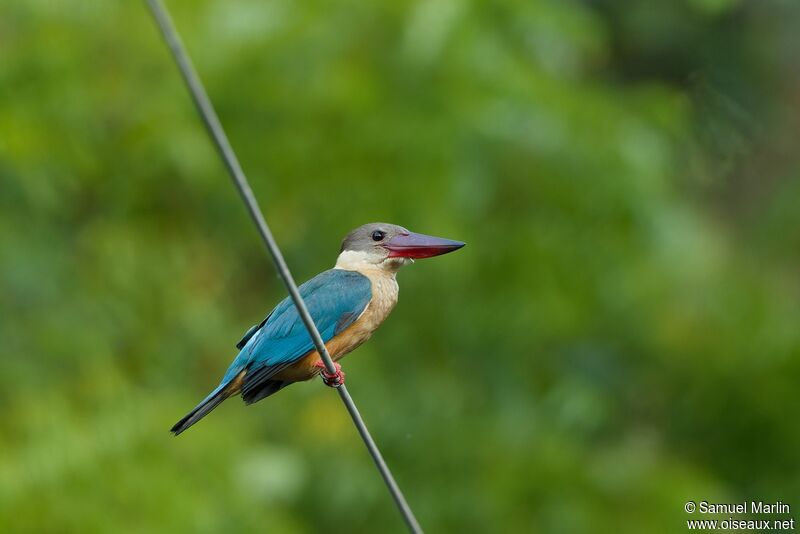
{"left": 334, "top": 250, "right": 408, "bottom": 277}
{"left": 335, "top": 251, "right": 401, "bottom": 324}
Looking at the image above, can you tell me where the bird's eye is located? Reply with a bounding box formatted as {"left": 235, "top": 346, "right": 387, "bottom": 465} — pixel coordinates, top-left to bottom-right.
{"left": 371, "top": 230, "right": 386, "bottom": 241}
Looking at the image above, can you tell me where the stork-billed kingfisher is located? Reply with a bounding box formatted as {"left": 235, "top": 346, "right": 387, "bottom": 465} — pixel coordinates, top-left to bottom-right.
{"left": 171, "top": 223, "right": 465, "bottom": 434}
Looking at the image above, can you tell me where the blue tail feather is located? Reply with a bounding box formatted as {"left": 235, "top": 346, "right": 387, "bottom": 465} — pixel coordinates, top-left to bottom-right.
{"left": 170, "top": 383, "right": 229, "bottom": 435}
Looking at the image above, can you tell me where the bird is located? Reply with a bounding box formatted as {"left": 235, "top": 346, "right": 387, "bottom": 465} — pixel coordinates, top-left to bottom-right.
{"left": 171, "top": 222, "right": 465, "bottom": 435}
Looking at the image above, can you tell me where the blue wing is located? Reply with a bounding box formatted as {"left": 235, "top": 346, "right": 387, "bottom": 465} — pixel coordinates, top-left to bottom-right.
{"left": 220, "top": 269, "right": 372, "bottom": 398}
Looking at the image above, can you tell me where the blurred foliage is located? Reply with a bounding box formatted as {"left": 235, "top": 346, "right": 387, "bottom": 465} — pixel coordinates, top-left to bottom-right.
{"left": 1, "top": 0, "right": 800, "bottom": 532}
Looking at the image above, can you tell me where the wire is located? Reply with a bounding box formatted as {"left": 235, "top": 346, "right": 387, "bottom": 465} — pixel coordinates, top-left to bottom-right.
{"left": 144, "top": 1, "right": 423, "bottom": 532}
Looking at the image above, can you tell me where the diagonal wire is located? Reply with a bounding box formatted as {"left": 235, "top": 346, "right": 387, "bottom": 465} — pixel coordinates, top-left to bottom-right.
{"left": 144, "top": 1, "right": 423, "bottom": 532}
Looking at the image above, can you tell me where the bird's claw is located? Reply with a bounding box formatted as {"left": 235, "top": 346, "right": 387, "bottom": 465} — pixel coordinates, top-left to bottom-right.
{"left": 314, "top": 360, "right": 345, "bottom": 387}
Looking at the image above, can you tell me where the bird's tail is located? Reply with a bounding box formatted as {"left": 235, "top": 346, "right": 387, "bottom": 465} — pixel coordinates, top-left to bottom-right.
{"left": 171, "top": 374, "right": 242, "bottom": 435}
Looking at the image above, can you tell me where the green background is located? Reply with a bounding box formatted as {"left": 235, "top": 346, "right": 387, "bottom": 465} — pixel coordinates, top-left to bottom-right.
{"left": 2, "top": 0, "right": 799, "bottom": 532}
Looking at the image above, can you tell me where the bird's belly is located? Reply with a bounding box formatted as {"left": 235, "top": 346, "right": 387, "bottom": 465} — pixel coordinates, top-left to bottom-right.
{"left": 272, "top": 323, "right": 373, "bottom": 381}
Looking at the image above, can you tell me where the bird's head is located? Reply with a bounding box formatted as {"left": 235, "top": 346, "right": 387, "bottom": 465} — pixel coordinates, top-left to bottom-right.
{"left": 336, "top": 222, "right": 465, "bottom": 273}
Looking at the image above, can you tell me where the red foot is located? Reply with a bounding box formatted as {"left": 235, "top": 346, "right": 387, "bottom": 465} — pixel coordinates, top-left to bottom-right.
{"left": 313, "top": 360, "right": 346, "bottom": 387}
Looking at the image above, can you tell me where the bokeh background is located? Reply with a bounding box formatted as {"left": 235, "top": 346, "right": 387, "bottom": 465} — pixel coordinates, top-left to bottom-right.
{"left": 2, "top": 0, "right": 800, "bottom": 532}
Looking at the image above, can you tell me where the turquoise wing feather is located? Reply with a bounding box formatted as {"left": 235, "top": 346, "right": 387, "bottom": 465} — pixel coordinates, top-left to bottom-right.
{"left": 170, "top": 269, "right": 372, "bottom": 433}
{"left": 221, "top": 269, "right": 372, "bottom": 387}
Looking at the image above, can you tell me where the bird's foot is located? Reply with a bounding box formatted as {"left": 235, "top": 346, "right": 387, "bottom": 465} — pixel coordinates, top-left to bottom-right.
{"left": 313, "top": 360, "right": 346, "bottom": 387}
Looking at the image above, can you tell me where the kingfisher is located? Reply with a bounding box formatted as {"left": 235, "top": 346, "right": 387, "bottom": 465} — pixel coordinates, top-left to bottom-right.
{"left": 171, "top": 222, "right": 465, "bottom": 434}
